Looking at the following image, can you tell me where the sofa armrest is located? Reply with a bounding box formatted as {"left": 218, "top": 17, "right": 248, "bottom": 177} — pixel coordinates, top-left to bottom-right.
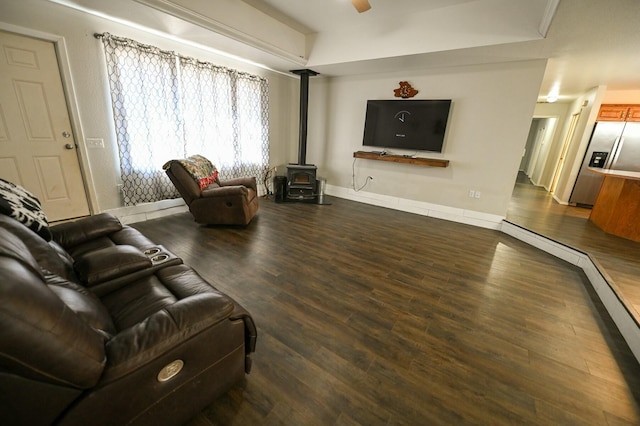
{"left": 51, "top": 213, "right": 123, "bottom": 249}
{"left": 74, "top": 245, "right": 151, "bottom": 286}
{"left": 230, "top": 304, "right": 257, "bottom": 373}
{"left": 0, "top": 256, "right": 107, "bottom": 389}
{"left": 220, "top": 177, "right": 257, "bottom": 191}
{"left": 102, "top": 292, "right": 235, "bottom": 383}
{"left": 201, "top": 185, "right": 248, "bottom": 198}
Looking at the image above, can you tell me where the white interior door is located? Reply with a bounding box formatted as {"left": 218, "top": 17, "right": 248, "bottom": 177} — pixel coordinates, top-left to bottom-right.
{"left": 0, "top": 30, "right": 89, "bottom": 222}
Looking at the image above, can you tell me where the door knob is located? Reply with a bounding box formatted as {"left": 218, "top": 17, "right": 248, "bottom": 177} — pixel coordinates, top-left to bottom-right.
{"left": 62, "top": 131, "right": 71, "bottom": 138}
{"left": 65, "top": 143, "right": 74, "bottom": 150}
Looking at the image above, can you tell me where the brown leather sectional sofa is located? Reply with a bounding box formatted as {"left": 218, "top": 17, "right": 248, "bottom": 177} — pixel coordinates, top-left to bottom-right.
{"left": 0, "top": 212, "right": 257, "bottom": 425}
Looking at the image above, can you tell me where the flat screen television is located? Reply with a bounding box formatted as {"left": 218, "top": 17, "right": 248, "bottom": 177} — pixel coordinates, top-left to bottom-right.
{"left": 362, "top": 99, "right": 451, "bottom": 152}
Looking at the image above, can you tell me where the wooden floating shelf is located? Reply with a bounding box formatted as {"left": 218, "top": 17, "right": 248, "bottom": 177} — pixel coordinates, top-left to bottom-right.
{"left": 353, "top": 151, "right": 449, "bottom": 167}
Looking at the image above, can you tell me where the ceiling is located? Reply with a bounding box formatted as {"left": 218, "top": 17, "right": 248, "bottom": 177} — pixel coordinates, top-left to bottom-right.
{"left": 239, "top": 0, "right": 640, "bottom": 102}
{"left": 241, "top": 0, "right": 479, "bottom": 34}
{"left": 53, "top": 0, "right": 640, "bottom": 102}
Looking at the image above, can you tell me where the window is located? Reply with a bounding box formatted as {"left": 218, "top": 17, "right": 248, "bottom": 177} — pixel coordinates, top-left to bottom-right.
{"left": 100, "top": 33, "right": 269, "bottom": 205}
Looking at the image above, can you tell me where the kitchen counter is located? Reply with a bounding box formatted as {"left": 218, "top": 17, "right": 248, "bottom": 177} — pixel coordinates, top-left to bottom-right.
{"left": 589, "top": 168, "right": 640, "bottom": 242}
{"left": 588, "top": 168, "right": 640, "bottom": 180}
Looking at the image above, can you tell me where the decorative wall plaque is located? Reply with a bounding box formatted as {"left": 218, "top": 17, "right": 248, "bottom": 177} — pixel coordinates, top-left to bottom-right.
{"left": 393, "top": 81, "right": 418, "bottom": 98}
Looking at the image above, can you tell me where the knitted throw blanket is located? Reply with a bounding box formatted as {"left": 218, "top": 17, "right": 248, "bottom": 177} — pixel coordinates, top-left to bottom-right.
{"left": 163, "top": 155, "right": 219, "bottom": 190}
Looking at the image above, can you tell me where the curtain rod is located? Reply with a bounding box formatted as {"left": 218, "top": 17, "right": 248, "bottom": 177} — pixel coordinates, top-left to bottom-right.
{"left": 93, "top": 32, "right": 268, "bottom": 81}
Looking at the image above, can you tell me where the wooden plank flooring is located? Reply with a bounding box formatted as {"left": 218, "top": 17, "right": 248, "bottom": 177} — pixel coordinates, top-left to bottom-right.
{"left": 507, "top": 172, "right": 640, "bottom": 323}
{"left": 132, "top": 196, "right": 640, "bottom": 425}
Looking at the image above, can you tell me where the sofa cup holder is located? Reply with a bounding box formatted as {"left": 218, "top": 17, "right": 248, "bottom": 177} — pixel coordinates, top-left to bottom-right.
{"left": 151, "top": 254, "right": 169, "bottom": 263}
{"left": 143, "top": 246, "right": 176, "bottom": 265}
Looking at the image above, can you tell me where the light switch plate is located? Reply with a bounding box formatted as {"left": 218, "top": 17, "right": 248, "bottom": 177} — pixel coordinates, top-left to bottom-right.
{"left": 86, "top": 138, "right": 105, "bottom": 149}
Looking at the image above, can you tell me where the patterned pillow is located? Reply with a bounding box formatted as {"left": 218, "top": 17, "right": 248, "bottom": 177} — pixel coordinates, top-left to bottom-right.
{"left": 0, "top": 179, "right": 52, "bottom": 241}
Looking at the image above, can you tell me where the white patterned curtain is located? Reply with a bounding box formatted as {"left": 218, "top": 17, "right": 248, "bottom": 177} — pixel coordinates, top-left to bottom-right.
{"left": 99, "top": 33, "right": 270, "bottom": 205}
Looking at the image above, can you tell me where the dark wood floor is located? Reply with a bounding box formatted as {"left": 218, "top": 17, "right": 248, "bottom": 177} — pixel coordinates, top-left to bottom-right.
{"left": 507, "top": 172, "right": 640, "bottom": 323}
{"left": 132, "top": 195, "right": 640, "bottom": 425}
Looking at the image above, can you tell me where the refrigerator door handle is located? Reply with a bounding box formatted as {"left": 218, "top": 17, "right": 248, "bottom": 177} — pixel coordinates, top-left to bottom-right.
{"left": 609, "top": 136, "right": 626, "bottom": 170}
{"left": 605, "top": 136, "right": 622, "bottom": 169}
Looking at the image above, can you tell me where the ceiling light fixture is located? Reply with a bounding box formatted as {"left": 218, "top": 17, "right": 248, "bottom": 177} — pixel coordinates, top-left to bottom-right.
{"left": 546, "top": 82, "right": 560, "bottom": 103}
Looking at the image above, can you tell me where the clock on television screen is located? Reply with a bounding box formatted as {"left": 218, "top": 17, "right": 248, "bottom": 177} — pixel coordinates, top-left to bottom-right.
{"left": 362, "top": 99, "right": 451, "bottom": 152}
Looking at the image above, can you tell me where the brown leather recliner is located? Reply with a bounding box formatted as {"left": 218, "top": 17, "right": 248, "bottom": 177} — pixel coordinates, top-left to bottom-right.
{"left": 164, "top": 155, "right": 259, "bottom": 225}
{"left": 0, "top": 212, "right": 257, "bottom": 426}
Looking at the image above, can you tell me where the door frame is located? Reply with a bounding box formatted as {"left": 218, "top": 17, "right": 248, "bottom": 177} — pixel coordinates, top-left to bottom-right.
{"left": 550, "top": 112, "right": 581, "bottom": 194}
{"left": 526, "top": 122, "right": 546, "bottom": 179}
{"left": 0, "top": 22, "right": 98, "bottom": 216}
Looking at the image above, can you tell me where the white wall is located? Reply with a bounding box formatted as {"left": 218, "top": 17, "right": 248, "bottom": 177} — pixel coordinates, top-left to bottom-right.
{"left": 306, "top": 60, "right": 547, "bottom": 218}
{"left": 553, "top": 87, "right": 604, "bottom": 203}
{"left": 603, "top": 90, "right": 640, "bottom": 104}
{"left": 533, "top": 102, "right": 571, "bottom": 190}
{"left": 0, "top": 0, "right": 298, "bottom": 213}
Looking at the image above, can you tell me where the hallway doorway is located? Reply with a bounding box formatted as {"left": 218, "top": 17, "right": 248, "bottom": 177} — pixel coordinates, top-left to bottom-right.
{"left": 519, "top": 117, "right": 557, "bottom": 188}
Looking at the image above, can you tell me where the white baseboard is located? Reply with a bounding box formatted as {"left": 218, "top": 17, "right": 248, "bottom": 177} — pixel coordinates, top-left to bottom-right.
{"left": 326, "top": 184, "right": 504, "bottom": 230}
{"left": 110, "top": 186, "right": 503, "bottom": 228}
{"left": 552, "top": 193, "right": 569, "bottom": 205}
{"left": 104, "top": 198, "right": 188, "bottom": 225}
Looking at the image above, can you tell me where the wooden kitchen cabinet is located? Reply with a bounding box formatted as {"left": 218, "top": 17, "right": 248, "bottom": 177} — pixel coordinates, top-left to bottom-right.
{"left": 626, "top": 105, "right": 640, "bottom": 122}
{"left": 597, "top": 104, "right": 640, "bottom": 122}
{"left": 589, "top": 169, "right": 640, "bottom": 242}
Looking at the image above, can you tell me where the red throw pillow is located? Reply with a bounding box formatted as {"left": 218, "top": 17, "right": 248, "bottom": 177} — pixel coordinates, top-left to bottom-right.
{"left": 198, "top": 170, "right": 219, "bottom": 189}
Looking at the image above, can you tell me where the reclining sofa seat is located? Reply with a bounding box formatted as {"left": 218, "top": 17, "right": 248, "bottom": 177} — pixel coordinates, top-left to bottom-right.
{"left": 0, "top": 210, "right": 257, "bottom": 426}
{"left": 163, "top": 155, "right": 259, "bottom": 225}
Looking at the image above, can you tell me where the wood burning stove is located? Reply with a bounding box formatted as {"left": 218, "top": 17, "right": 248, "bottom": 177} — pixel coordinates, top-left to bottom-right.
{"left": 286, "top": 164, "right": 317, "bottom": 200}
{"left": 284, "top": 69, "right": 320, "bottom": 202}
{"left": 273, "top": 69, "right": 328, "bottom": 204}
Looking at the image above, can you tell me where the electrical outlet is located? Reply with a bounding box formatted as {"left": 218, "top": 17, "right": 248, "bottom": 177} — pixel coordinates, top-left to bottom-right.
{"left": 474, "top": 191, "right": 481, "bottom": 199}
{"left": 86, "top": 138, "right": 105, "bottom": 149}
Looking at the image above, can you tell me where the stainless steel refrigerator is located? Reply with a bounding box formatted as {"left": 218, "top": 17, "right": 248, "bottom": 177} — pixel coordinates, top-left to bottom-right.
{"left": 569, "top": 121, "right": 640, "bottom": 206}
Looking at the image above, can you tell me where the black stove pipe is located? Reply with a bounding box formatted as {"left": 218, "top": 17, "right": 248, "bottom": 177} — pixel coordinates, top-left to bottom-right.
{"left": 291, "top": 69, "right": 319, "bottom": 165}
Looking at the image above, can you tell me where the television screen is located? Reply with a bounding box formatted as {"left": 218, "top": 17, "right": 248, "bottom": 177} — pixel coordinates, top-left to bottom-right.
{"left": 362, "top": 99, "right": 451, "bottom": 152}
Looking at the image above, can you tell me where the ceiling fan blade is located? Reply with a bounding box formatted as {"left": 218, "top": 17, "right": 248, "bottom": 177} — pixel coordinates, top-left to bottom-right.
{"left": 351, "top": 0, "right": 371, "bottom": 13}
